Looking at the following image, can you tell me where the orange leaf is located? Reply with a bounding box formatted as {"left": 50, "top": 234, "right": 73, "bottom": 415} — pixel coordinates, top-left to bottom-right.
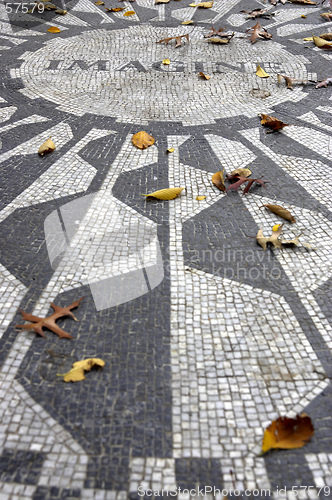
{"left": 47, "top": 26, "right": 61, "bottom": 33}
{"left": 212, "top": 170, "right": 225, "bottom": 191}
{"left": 132, "top": 131, "right": 155, "bottom": 149}
{"left": 260, "top": 114, "right": 289, "bottom": 133}
{"left": 124, "top": 10, "right": 135, "bottom": 15}
{"left": 262, "top": 414, "right": 314, "bottom": 453}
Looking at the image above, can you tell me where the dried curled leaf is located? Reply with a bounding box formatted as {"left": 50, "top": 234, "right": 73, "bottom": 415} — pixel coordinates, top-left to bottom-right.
{"left": 281, "top": 235, "right": 302, "bottom": 246}
{"left": 241, "top": 8, "right": 274, "bottom": 20}
{"left": 182, "top": 20, "right": 194, "bottom": 24}
{"left": 260, "top": 204, "right": 296, "bottom": 223}
{"left": 262, "top": 414, "right": 314, "bottom": 453}
{"left": 196, "top": 196, "right": 206, "bottom": 200}
{"left": 316, "top": 77, "right": 332, "bottom": 88}
{"left": 212, "top": 170, "right": 225, "bottom": 191}
{"left": 256, "top": 225, "right": 283, "bottom": 251}
{"left": 157, "top": 34, "right": 189, "bottom": 47}
{"left": 207, "top": 37, "right": 231, "bottom": 44}
{"left": 313, "top": 34, "right": 332, "bottom": 49}
{"left": 132, "top": 131, "right": 155, "bottom": 149}
{"left": 199, "top": 72, "right": 210, "bottom": 80}
{"left": 245, "top": 22, "right": 272, "bottom": 44}
{"left": 277, "top": 73, "right": 308, "bottom": 90}
{"left": 62, "top": 358, "right": 105, "bottom": 383}
{"left": 142, "top": 187, "right": 184, "bottom": 200}
{"left": 230, "top": 168, "right": 251, "bottom": 178}
{"left": 226, "top": 176, "right": 268, "bottom": 195}
{"left": 47, "top": 26, "right": 61, "bottom": 33}
{"left": 288, "top": 0, "right": 316, "bottom": 3}
{"left": 95, "top": 1, "right": 104, "bottom": 4}
{"left": 260, "top": 114, "right": 289, "bottom": 133}
{"left": 15, "top": 298, "right": 84, "bottom": 339}
{"left": 38, "top": 136, "right": 56, "bottom": 156}
{"left": 55, "top": 8, "right": 67, "bottom": 14}
{"left": 256, "top": 64, "right": 270, "bottom": 78}
{"left": 321, "top": 12, "right": 332, "bottom": 20}
{"left": 155, "top": 0, "right": 170, "bottom": 3}
{"left": 166, "top": 147, "right": 175, "bottom": 153}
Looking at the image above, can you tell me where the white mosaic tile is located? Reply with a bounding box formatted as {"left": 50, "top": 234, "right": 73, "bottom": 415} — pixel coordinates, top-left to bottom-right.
{"left": 0, "top": 264, "right": 27, "bottom": 339}
{"left": 0, "top": 115, "right": 49, "bottom": 134}
{"left": 0, "top": 106, "right": 17, "bottom": 124}
{"left": 306, "top": 453, "right": 332, "bottom": 488}
{"left": 129, "top": 457, "right": 177, "bottom": 494}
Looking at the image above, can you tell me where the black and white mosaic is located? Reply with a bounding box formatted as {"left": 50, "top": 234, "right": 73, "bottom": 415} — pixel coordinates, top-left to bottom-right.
{"left": 0, "top": 0, "right": 332, "bottom": 498}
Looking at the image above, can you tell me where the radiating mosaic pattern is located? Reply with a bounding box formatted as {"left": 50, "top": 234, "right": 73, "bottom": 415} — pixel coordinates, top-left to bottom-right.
{"left": 0, "top": 0, "right": 332, "bottom": 498}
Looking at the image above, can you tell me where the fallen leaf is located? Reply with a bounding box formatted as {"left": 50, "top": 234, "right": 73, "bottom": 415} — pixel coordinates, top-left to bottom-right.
{"left": 288, "top": 0, "right": 316, "bottom": 3}
{"left": 262, "top": 414, "right": 314, "bottom": 453}
{"left": 124, "top": 10, "right": 135, "bottom": 15}
{"left": 229, "top": 168, "right": 251, "bottom": 178}
{"left": 132, "top": 131, "right": 155, "bottom": 149}
{"left": 245, "top": 21, "right": 272, "bottom": 44}
{"left": 105, "top": 6, "right": 124, "bottom": 11}
{"left": 316, "top": 77, "right": 332, "bottom": 88}
{"left": 155, "top": 0, "right": 170, "bottom": 3}
{"left": 197, "top": 1, "right": 213, "bottom": 7}
{"left": 47, "top": 26, "right": 61, "bottom": 33}
{"left": 95, "top": 1, "right": 104, "bottom": 4}
{"left": 182, "top": 20, "right": 194, "bottom": 24}
{"left": 43, "top": 3, "right": 58, "bottom": 9}
{"left": 207, "top": 35, "right": 234, "bottom": 44}
{"left": 38, "top": 136, "right": 56, "bottom": 156}
{"left": 212, "top": 170, "right": 225, "bottom": 191}
{"left": 303, "top": 36, "right": 314, "bottom": 41}
{"left": 256, "top": 225, "right": 283, "bottom": 250}
{"left": 55, "top": 8, "right": 67, "bottom": 14}
{"left": 196, "top": 196, "right": 206, "bottom": 200}
{"left": 15, "top": 298, "right": 84, "bottom": 339}
{"left": 189, "top": 3, "right": 197, "bottom": 6}
{"left": 241, "top": 8, "right": 274, "bottom": 20}
{"left": 157, "top": 33, "right": 190, "bottom": 47}
{"left": 272, "top": 224, "right": 282, "bottom": 232}
{"left": 277, "top": 73, "right": 308, "bottom": 90}
{"left": 313, "top": 34, "right": 332, "bottom": 49}
{"left": 260, "top": 204, "right": 296, "bottom": 223}
{"left": 281, "top": 234, "right": 302, "bottom": 246}
{"left": 321, "top": 12, "right": 332, "bottom": 20}
{"left": 260, "top": 114, "right": 289, "bottom": 133}
{"left": 226, "top": 177, "right": 268, "bottom": 195}
{"left": 204, "top": 26, "right": 233, "bottom": 39}
{"left": 62, "top": 358, "right": 105, "bottom": 383}
{"left": 301, "top": 14, "right": 306, "bottom": 17}
{"left": 256, "top": 64, "right": 270, "bottom": 78}
{"left": 162, "top": 58, "right": 171, "bottom": 65}
{"left": 167, "top": 147, "right": 175, "bottom": 153}
{"left": 199, "top": 72, "right": 211, "bottom": 80}
{"left": 141, "top": 187, "right": 184, "bottom": 200}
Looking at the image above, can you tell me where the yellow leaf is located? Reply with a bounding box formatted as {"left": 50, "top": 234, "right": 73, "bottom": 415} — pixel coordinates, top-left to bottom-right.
{"left": 262, "top": 414, "right": 314, "bottom": 453}
{"left": 301, "top": 14, "right": 306, "bottom": 17}
{"left": 197, "top": 1, "right": 213, "bottom": 6}
{"left": 272, "top": 224, "right": 282, "bottom": 232}
{"left": 47, "top": 26, "right": 61, "bottom": 33}
{"left": 230, "top": 168, "right": 251, "bottom": 177}
{"left": 38, "top": 136, "right": 56, "bottom": 156}
{"left": 182, "top": 20, "right": 194, "bottom": 24}
{"left": 155, "top": 0, "right": 170, "bottom": 3}
{"left": 199, "top": 72, "right": 210, "bottom": 80}
{"left": 63, "top": 358, "right": 105, "bottom": 383}
{"left": 162, "top": 59, "right": 171, "bottom": 65}
{"left": 313, "top": 34, "right": 332, "bottom": 48}
{"left": 95, "top": 1, "right": 104, "bottom": 4}
{"left": 142, "top": 187, "right": 184, "bottom": 200}
{"left": 106, "top": 7, "right": 124, "bottom": 11}
{"left": 132, "top": 131, "right": 155, "bottom": 149}
{"left": 55, "top": 8, "right": 67, "bottom": 14}
{"left": 124, "top": 10, "right": 135, "bottom": 15}
{"left": 256, "top": 64, "right": 270, "bottom": 78}
{"left": 303, "top": 36, "right": 313, "bottom": 41}
{"left": 196, "top": 196, "right": 206, "bottom": 201}
{"left": 189, "top": 3, "right": 197, "bottom": 6}
{"left": 167, "top": 147, "right": 175, "bottom": 153}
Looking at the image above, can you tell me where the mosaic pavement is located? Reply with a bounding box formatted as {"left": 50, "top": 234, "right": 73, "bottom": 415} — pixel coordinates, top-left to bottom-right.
{"left": 0, "top": 0, "right": 332, "bottom": 497}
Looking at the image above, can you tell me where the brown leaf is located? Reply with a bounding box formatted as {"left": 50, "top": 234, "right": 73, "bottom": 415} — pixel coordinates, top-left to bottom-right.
{"left": 15, "top": 298, "right": 84, "bottom": 339}
{"left": 156, "top": 33, "right": 190, "bottom": 47}
{"left": 132, "top": 131, "right": 155, "bottom": 149}
{"left": 262, "top": 414, "right": 314, "bottom": 453}
{"left": 199, "top": 72, "right": 210, "bottom": 80}
{"left": 62, "top": 358, "right": 105, "bottom": 383}
{"left": 54, "top": 8, "right": 67, "bottom": 14}
{"left": 321, "top": 12, "right": 332, "bottom": 20}
{"left": 245, "top": 21, "right": 272, "bottom": 44}
{"left": 94, "top": 1, "right": 104, "bottom": 4}
{"left": 256, "top": 225, "right": 283, "bottom": 251}
{"left": 260, "top": 204, "right": 296, "bottom": 223}
{"left": 260, "top": 114, "right": 289, "bottom": 133}
{"left": 212, "top": 170, "right": 225, "bottom": 191}
{"left": 281, "top": 234, "right": 302, "bottom": 246}
{"left": 230, "top": 168, "right": 251, "bottom": 178}
{"left": 207, "top": 37, "right": 233, "bottom": 44}
{"left": 123, "top": 10, "right": 135, "bottom": 15}
{"left": 204, "top": 27, "right": 234, "bottom": 40}
{"left": 241, "top": 8, "right": 274, "bottom": 19}
{"left": 288, "top": 0, "right": 316, "bottom": 3}
{"left": 316, "top": 77, "right": 332, "bottom": 88}
{"left": 141, "top": 187, "right": 184, "bottom": 200}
